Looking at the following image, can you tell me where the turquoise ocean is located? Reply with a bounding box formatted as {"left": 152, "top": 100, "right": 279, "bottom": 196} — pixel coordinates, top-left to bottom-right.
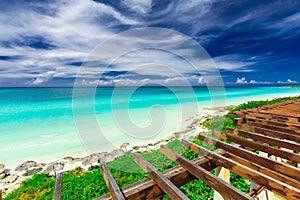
{"left": 0, "top": 86, "right": 299, "bottom": 168}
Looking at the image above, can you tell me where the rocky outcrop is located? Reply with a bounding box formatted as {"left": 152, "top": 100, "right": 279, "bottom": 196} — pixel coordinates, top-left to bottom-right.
{"left": 102, "top": 153, "right": 114, "bottom": 163}
{"left": 0, "top": 164, "right": 4, "bottom": 178}
{"left": 43, "top": 162, "right": 65, "bottom": 176}
{"left": 0, "top": 173, "right": 5, "bottom": 179}
{"left": 110, "top": 149, "right": 125, "bottom": 158}
{"left": 82, "top": 154, "right": 100, "bottom": 166}
{"left": 15, "top": 161, "right": 37, "bottom": 171}
{"left": 0, "top": 164, "right": 4, "bottom": 173}
{"left": 4, "top": 174, "right": 19, "bottom": 184}
{"left": 23, "top": 167, "right": 43, "bottom": 176}
{"left": 0, "top": 164, "right": 8, "bottom": 179}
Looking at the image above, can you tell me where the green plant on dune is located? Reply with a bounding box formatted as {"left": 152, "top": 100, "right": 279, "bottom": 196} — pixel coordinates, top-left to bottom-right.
{"left": 201, "top": 115, "right": 236, "bottom": 131}
{"left": 3, "top": 139, "right": 248, "bottom": 200}
{"left": 229, "top": 95, "right": 300, "bottom": 112}
{"left": 4, "top": 173, "right": 55, "bottom": 200}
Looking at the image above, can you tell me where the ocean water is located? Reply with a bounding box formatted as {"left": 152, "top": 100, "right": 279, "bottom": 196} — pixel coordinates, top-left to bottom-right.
{"left": 0, "top": 86, "right": 299, "bottom": 168}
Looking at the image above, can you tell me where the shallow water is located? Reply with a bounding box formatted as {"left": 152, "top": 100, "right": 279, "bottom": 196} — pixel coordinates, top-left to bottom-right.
{"left": 0, "top": 86, "right": 299, "bottom": 168}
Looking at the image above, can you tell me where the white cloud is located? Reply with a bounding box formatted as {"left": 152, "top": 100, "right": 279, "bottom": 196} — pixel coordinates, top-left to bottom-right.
{"left": 213, "top": 54, "right": 255, "bottom": 72}
{"left": 1, "top": 0, "right": 297, "bottom": 86}
{"left": 32, "top": 77, "right": 47, "bottom": 85}
{"left": 0, "top": 0, "right": 141, "bottom": 86}
{"left": 287, "top": 79, "right": 297, "bottom": 83}
{"left": 198, "top": 77, "right": 206, "bottom": 84}
{"left": 77, "top": 78, "right": 153, "bottom": 87}
{"left": 236, "top": 77, "right": 247, "bottom": 84}
{"left": 277, "top": 79, "right": 297, "bottom": 84}
{"left": 235, "top": 77, "right": 273, "bottom": 85}
{"left": 165, "top": 77, "right": 185, "bottom": 83}
{"left": 123, "top": 0, "right": 152, "bottom": 14}
{"left": 267, "top": 11, "right": 300, "bottom": 38}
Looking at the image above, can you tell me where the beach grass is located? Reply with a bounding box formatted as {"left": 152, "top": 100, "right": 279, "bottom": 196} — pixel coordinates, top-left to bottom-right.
{"left": 3, "top": 138, "right": 245, "bottom": 200}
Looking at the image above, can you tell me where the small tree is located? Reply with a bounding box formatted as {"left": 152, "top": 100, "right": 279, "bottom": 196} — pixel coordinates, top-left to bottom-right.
{"left": 120, "top": 142, "right": 130, "bottom": 152}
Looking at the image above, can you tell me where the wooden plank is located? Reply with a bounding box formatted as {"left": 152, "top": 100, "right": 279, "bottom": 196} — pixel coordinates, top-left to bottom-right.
{"left": 247, "top": 121, "right": 300, "bottom": 136}
{"left": 233, "top": 110, "right": 300, "bottom": 122}
{"left": 134, "top": 153, "right": 189, "bottom": 200}
{"left": 245, "top": 114, "right": 291, "bottom": 122}
{"left": 245, "top": 108, "right": 300, "bottom": 119}
{"left": 240, "top": 124, "right": 300, "bottom": 143}
{"left": 54, "top": 172, "right": 64, "bottom": 200}
{"left": 255, "top": 113, "right": 299, "bottom": 122}
{"left": 213, "top": 130, "right": 300, "bottom": 163}
{"left": 160, "top": 145, "right": 252, "bottom": 200}
{"left": 226, "top": 127, "right": 300, "bottom": 152}
{"left": 96, "top": 156, "right": 217, "bottom": 200}
{"left": 249, "top": 185, "right": 264, "bottom": 198}
{"left": 100, "top": 162, "right": 125, "bottom": 200}
{"left": 182, "top": 139, "right": 300, "bottom": 199}
{"left": 244, "top": 117, "right": 300, "bottom": 130}
{"left": 223, "top": 152, "right": 300, "bottom": 189}
{"left": 197, "top": 134, "right": 300, "bottom": 181}
{"left": 229, "top": 100, "right": 300, "bottom": 120}
{"left": 259, "top": 110, "right": 300, "bottom": 118}
{"left": 233, "top": 118, "right": 245, "bottom": 126}
{"left": 262, "top": 108, "right": 300, "bottom": 114}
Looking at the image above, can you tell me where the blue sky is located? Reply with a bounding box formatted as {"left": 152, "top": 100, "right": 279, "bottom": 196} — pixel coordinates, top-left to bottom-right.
{"left": 0, "top": 0, "right": 300, "bottom": 87}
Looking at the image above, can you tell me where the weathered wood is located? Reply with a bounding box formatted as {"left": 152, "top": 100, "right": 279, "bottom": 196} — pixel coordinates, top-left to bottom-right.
{"left": 259, "top": 110, "right": 300, "bottom": 118}
{"left": 261, "top": 108, "right": 300, "bottom": 115}
{"left": 197, "top": 134, "right": 300, "bottom": 180}
{"left": 232, "top": 110, "right": 300, "bottom": 122}
{"left": 182, "top": 139, "right": 300, "bottom": 199}
{"left": 242, "top": 113, "right": 296, "bottom": 123}
{"left": 240, "top": 124, "right": 300, "bottom": 143}
{"left": 247, "top": 121, "right": 300, "bottom": 136}
{"left": 248, "top": 185, "right": 264, "bottom": 198}
{"left": 244, "top": 117, "right": 300, "bottom": 130}
{"left": 100, "top": 162, "right": 125, "bottom": 200}
{"left": 233, "top": 118, "right": 245, "bottom": 126}
{"left": 54, "top": 172, "right": 64, "bottom": 200}
{"left": 223, "top": 152, "right": 300, "bottom": 189}
{"left": 134, "top": 153, "right": 189, "bottom": 200}
{"left": 160, "top": 145, "right": 252, "bottom": 200}
{"left": 213, "top": 130, "right": 300, "bottom": 163}
{"left": 234, "top": 105, "right": 300, "bottom": 118}
{"left": 254, "top": 113, "right": 299, "bottom": 122}
{"left": 230, "top": 99, "right": 300, "bottom": 118}
{"left": 226, "top": 127, "right": 300, "bottom": 152}
{"left": 96, "top": 156, "right": 217, "bottom": 200}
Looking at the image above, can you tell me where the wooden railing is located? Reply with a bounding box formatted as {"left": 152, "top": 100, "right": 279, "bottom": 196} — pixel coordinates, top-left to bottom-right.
{"left": 54, "top": 172, "right": 64, "bottom": 200}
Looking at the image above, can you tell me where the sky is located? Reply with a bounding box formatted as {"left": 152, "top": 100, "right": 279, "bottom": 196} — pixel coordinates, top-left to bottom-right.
{"left": 0, "top": 0, "right": 300, "bottom": 87}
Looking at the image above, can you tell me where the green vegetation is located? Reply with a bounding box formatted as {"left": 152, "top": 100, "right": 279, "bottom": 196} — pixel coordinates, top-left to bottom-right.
{"left": 281, "top": 85, "right": 300, "bottom": 88}
{"left": 5, "top": 95, "right": 300, "bottom": 200}
{"left": 4, "top": 173, "right": 55, "bottom": 200}
{"left": 4, "top": 140, "right": 191, "bottom": 200}
{"left": 228, "top": 95, "right": 300, "bottom": 112}
{"left": 3, "top": 138, "right": 240, "bottom": 200}
{"left": 200, "top": 115, "right": 236, "bottom": 131}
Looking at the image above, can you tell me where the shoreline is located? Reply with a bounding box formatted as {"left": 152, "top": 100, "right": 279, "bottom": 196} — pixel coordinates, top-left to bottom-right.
{"left": 1, "top": 92, "right": 300, "bottom": 196}
{"left": 0, "top": 111, "right": 214, "bottom": 196}
{"left": 2, "top": 88, "right": 299, "bottom": 169}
